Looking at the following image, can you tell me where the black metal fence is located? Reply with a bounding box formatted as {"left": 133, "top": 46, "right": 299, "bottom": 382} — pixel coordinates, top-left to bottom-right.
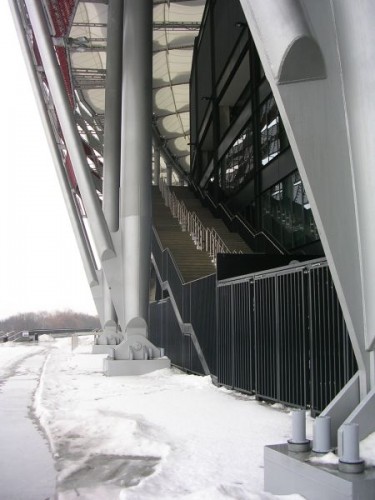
{"left": 151, "top": 230, "right": 216, "bottom": 375}
{"left": 151, "top": 228, "right": 357, "bottom": 415}
{"left": 217, "top": 260, "right": 357, "bottom": 414}
{"left": 309, "top": 266, "right": 358, "bottom": 413}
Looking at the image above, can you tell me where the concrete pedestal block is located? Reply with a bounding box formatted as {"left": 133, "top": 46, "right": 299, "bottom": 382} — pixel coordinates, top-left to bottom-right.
{"left": 264, "top": 444, "right": 375, "bottom": 500}
{"left": 92, "top": 345, "right": 114, "bottom": 355}
{"left": 103, "top": 357, "right": 170, "bottom": 376}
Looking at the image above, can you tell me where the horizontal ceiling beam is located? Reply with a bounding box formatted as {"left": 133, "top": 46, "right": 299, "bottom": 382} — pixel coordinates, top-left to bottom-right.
{"left": 153, "top": 43, "right": 194, "bottom": 53}
{"left": 72, "top": 22, "right": 107, "bottom": 28}
{"left": 153, "top": 21, "right": 200, "bottom": 31}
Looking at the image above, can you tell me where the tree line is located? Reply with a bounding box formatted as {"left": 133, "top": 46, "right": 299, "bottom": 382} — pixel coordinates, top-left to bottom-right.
{"left": 0, "top": 310, "right": 100, "bottom": 333}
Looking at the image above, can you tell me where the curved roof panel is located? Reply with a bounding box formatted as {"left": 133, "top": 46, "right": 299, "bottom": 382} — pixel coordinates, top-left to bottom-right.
{"left": 67, "top": 0, "right": 205, "bottom": 176}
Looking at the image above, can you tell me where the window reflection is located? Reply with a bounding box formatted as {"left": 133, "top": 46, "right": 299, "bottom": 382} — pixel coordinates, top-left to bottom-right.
{"left": 262, "top": 172, "right": 319, "bottom": 250}
{"left": 260, "top": 95, "right": 285, "bottom": 166}
{"left": 221, "top": 124, "right": 254, "bottom": 193}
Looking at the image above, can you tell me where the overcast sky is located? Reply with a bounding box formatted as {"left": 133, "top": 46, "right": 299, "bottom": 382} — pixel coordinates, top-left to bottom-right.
{"left": 0, "top": 2, "right": 96, "bottom": 319}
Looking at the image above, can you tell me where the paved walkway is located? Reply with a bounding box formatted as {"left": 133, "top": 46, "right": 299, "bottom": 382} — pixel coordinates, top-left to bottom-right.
{"left": 0, "top": 348, "right": 56, "bottom": 500}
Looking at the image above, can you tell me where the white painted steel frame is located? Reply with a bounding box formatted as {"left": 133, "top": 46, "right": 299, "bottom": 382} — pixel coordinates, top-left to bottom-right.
{"left": 240, "top": 0, "right": 375, "bottom": 395}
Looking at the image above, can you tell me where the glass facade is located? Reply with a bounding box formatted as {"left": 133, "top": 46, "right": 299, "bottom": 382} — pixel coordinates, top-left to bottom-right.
{"left": 260, "top": 94, "right": 287, "bottom": 166}
{"left": 190, "top": 0, "right": 321, "bottom": 254}
{"left": 221, "top": 124, "right": 254, "bottom": 193}
{"left": 261, "top": 171, "right": 319, "bottom": 250}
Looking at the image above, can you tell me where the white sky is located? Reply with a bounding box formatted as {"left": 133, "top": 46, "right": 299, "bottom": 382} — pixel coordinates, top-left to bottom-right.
{"left": 0, "top": 2, "right": 97, "bottom": 319}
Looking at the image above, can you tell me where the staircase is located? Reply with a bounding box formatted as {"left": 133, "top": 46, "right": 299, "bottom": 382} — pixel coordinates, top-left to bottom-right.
{"left": 152, "top": 187, "right": 216, "bottom": 282}
{"left": 171, "top": 186, "right": 251, "bottom": 253}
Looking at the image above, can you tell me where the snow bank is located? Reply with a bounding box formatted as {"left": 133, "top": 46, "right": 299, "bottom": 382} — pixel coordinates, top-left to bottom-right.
{"left": 38, "top": 334, "right": 55, "bottom": 342}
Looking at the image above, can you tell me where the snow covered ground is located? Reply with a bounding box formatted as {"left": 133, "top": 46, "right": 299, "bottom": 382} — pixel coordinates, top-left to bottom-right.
{"left": 1, "top": 336, "right": 374, "bottom": 499}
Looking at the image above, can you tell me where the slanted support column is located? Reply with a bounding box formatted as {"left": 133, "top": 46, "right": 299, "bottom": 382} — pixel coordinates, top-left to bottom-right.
{"left": 120, "top": 0, "right": 152, "bottom": 329}
{"left": 153, "top": 145, "right": 161, "bottom": 186}
{"left": 25, "top": 0, "right": 114, "bottom": 263}
{"left": 10, "top": 7, "right": 98, "bottom": 288}
{"left": 101, "top": 0, "right": 123, "bottom": 335}
{"left": 9, "top": 0, "right": 105, "bottom": 322}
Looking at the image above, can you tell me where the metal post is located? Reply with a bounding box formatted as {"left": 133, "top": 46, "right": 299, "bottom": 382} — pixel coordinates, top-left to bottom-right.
{"left": 103, "top": 0, "right": 123, "bottom": 233}
{"left": 120, "top": 0, "right": 152, "bottom": 328}
{"left": 9, "top": 0, "right": 98, "bottom": 289}
{"left": 338, "top": 423, "right": 365, "bottom": 473}
{"left": 210, "top": 5, "right": 220, "bottom": 204}
{"left": 102, "top": 0, "right": 123, "bottom": 329}
{"left": 153, "top": 145, "right": 161, "bottom": 186}
{"left": 166, "top": 164, "right": 172, "bottom": 186}
{"left": 312, "top": 415, "right": 331, "bottom": 453}
{"left": 25, "top": 0, "right": 115, "bottom": 262}
{"left": 287, "top": 409, "right": 311, "bottom": 452}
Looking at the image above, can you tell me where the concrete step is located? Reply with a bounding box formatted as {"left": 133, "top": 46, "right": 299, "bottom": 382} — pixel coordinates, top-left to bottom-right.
{"left": 171, "top": 186, "right": 251, "bottom": 253}
{"left": 152, "top": 187, "right": 216, "bottom": 282}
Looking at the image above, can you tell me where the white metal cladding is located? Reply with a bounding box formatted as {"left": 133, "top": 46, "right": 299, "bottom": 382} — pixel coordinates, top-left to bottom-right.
{"left": 68, "top": 0, "right": 206, "bottom": 174}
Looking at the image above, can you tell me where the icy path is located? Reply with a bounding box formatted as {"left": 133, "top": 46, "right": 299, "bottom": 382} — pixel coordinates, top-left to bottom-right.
{"left": 31, "top": 338, "right": 304, "bottom": 499}
{"left": 0, "top": 345, "right": 56, "bottom": 500}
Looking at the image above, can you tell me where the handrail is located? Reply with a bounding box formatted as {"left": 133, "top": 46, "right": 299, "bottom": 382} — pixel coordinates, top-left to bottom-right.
{"left": 152, "top": 226, "right": 185, "bottom": 284}
{"left": 191, "top": 181, "right": 286, "bottom": 255}
{"left": 159, "top": 180, "right": 238, "bottom": 263}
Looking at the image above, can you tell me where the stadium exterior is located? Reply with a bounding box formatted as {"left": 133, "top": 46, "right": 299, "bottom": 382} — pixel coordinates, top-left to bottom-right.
{"left": 11, "top": 0, "right": 375, "bottom": 497}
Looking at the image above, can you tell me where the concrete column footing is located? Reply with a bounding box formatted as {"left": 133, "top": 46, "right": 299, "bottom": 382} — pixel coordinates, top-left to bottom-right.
{"left": 103, "top": 357, "right": 171, "bottom": 376}
{"left": 265, "top": 444, "right": 375, "bottom": 500}
{"left": 92, "top": 345, "right": 115, "bottom": 355}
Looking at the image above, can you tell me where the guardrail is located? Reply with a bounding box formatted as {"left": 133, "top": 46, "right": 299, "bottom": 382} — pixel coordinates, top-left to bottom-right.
{"left": 151, "top": 228, "right": 216, "bottom": 374}
{"left": 159, "top": 180, "right": 239, "bottom": 262}
{"left": 190, "top": 181, "right": 286, "bottom": 255}
{"left": 216, "top": 258, "right": 357, "bottom": 414}
{"left": 152, "top": 222, "right": 357, "bottom": 414}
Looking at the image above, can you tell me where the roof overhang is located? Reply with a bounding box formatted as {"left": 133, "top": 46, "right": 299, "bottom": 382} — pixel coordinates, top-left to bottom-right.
{"left": 67, "top": 0, "right": 206, "bottom": 176}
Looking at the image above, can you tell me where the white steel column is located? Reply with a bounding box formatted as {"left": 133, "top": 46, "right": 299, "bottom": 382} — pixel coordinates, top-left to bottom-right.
{"left": 102, "top": 0, "right": 124, "bottom": 329}
{"left": 103, "top": 0, "right": 123, "bottom": 233}
{"left": 25, "top": 0, "right": 115, "bottom": 262}
{"left": 120, "top": 0, "right": 152, "bottom": 328}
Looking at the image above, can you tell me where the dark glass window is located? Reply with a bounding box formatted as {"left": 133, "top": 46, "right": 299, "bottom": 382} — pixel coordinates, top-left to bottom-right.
{"left": 221, "top": 124, "right": 254, "bottom": 193}
{"left": 260, "top": 95, "right": 286, "bottom": 166}
{"left": 261, "top": 171, "right": 319, "bottom": 250}
{"left": 230, "top": 84, "right": 251, "bottom": 123}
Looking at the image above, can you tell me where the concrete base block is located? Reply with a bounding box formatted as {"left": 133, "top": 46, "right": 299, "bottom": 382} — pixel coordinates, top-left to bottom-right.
{"left": 264, "top": 444, "right": 375, "bottom": 500}
{"left": 92, "top": 345, "right": 114, "bottom": 355}
{"left": 103, "top": 357, "right": 171, "bottom": 376}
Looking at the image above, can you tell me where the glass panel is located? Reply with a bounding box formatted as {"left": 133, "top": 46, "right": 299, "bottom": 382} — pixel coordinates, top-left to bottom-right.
{"left": 221, "top": 123, "right": 254, "bottom": 194}
{"left": 260, "top": 95, "right": 284, "bottom": 166}
{"left": 261, "top": 171, "right": 319, "bottom": 250}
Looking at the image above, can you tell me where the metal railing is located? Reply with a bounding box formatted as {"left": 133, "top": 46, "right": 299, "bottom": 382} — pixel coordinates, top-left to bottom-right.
{"left": 216, "top": 259, "right": 357, "bottom": 414}
{"left": 159, "top": 180, "right": 235, "bottom": 262}
{"left": 152, "top": 222, "right": 357, "bottom": 414}
{"left": 151, "top": 228, "right": 216, "bottom": 375}
{"left": 190, "top": 180, "right": 286, "bottom": 255}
